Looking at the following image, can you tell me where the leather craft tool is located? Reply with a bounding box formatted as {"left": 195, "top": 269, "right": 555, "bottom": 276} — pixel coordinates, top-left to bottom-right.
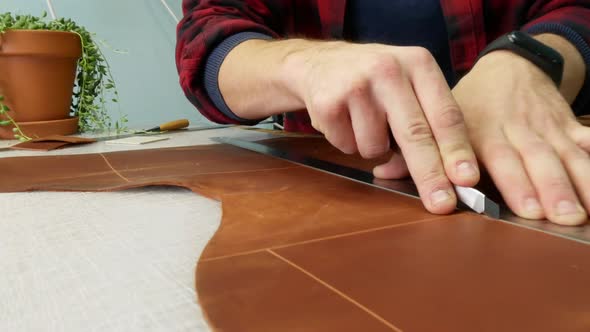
{"left": 144, "top": 119, "right": 190, "bottom": 133}
{"left": 105, "top": 136, "right": 170, "bottom": 145}
{"left": 212, "top": 136, "right": 501, "bottom": 218}
{"left": 92, "top": 123, "right": 225, "bottom": 142}
{"left": 91, "top": 119, "right": 275, "bottom": 143}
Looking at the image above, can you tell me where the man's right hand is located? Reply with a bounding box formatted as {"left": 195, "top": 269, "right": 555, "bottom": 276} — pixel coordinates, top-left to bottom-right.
{"left": 280, "top": 41, "right": 480, "bottom": 214}
{"left": 220, "top": 39, "right": 480, "bottom": 214}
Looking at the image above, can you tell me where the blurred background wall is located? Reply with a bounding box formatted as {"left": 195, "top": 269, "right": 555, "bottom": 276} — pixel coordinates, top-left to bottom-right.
{"left": 0, "top": 0, "right": 211, "bottom": 129}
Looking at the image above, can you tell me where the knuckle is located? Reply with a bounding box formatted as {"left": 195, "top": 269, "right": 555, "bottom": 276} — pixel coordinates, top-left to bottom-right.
{"left": 310, "top": 118, "right": 322, "bottom": 133}
{"left": 545, "top": 175, "right": 572, "bottom": 193}
{"left": 435, "top": 104, "right": 465, "bottom": 130}
{"left": 309, "top": 96, "right": 331, "bottom": 112}
{"left": 440, "top": 141, "right": 471, "bottom": 157}
{"left": 323, "top": 106, "right": 342, "bottom": 120}
{"left": 311, "top": 97, "right": 342, "bottom": 120}
{"left": 370, "top": 54, "right": 403, "bottom": 79}
{"left": 404, "top": 120, "right": 434, "bottom": 145}
{"left": 347, "top": 78, "right": 371, "bottom": 99}
{"left": 406, "top": 46, "right": 435, "bottom": 66}
{"left": 359, "top": 143, "right": 389, "bottom": 159}
{"left": 419, "top": 165, "right": 447, "bottom": 188}
{"left": 328, "top": 136, "right": 356, "bottom": 155}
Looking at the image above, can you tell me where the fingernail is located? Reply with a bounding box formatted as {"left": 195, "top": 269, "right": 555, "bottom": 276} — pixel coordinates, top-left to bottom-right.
{"left": 431, "top": 190, "right": 452, "bottom": 206}
{"left": 457, "top": 162, "right": 477, "bottom": 177}
{"left": 524, "top": 198, "right": 542, "bottom": 213}
{"left": 555, "top": 200, "right": 584, "bottom": 216}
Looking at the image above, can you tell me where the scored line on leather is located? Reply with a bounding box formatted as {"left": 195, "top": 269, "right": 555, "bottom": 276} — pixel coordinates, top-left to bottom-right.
{"left": 120, "top": 164, "right": 301, "bottom": 176}
{"left": 100, "top": 153, "right": 130, "bottom": 183}
{"left": 267, "top": 249, "right": 404, "bottom": 332}
{"left": 11, "top": 170, "right": 129, "bottom": 186}
{"left": 200, "top": 216, "right": 446, "bottom": 263}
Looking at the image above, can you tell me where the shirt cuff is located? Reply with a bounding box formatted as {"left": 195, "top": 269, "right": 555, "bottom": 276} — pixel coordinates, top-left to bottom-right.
{"left": 524, "top": 23, "right": 590, "bottom": 116}
{"left": 204, "top": 32, "right": 273, "bottom": 124}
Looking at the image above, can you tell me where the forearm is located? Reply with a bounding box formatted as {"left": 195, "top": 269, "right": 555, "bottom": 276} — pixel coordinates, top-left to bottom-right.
{"left": 218, "top": 38, "right": 319, "bottom": 120}
{"left": 534, "top": 33, "right": 586, "bottom": 104}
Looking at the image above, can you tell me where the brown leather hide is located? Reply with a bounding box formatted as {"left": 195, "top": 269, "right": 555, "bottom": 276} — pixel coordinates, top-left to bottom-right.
{"left": 0, "top": 137, "right": 589, "bottom": 332}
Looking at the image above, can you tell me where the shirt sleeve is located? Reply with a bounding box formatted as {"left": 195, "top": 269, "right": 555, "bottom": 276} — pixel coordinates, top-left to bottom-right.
{"left": 203, "top": 32, "right": 273, "bottom": 124}
{"left": 176, "top": 0, "right": 290, "bottom": 124}
{"left": 520, "top": 1, "right": 590, "bottom": 116}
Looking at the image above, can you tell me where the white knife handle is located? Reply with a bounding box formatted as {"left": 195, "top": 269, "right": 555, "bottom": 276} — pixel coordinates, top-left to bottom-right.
{"left": 455, "top": 185, "right": 485, "bottom": 214}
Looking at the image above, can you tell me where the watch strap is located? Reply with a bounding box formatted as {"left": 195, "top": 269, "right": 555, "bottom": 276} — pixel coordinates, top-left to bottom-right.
{"left": 476, "top": 31, "right": 564, "bottom": 87}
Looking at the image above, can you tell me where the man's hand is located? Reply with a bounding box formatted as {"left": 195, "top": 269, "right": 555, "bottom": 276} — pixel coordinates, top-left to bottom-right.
{"left": 281, "top": 41, "right": 480, "bottom": 214}
{"left": 453, "top": 37, "right": 590, "bottom": 225}
{"left": 220, "top": 39, "right": 479, "bottom": 213}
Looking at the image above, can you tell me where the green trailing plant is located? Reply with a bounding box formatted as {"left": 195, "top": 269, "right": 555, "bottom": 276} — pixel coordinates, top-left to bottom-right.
{"left": 0, "top": 95, "right": 31, "bottom": 141}
{"left": 0, "top": 11, "right": 127, "bottom": 140}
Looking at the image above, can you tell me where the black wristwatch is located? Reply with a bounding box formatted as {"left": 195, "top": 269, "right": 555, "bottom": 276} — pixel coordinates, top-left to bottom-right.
{"left": 476, "top": 31, "right": 564, "bottom": 87}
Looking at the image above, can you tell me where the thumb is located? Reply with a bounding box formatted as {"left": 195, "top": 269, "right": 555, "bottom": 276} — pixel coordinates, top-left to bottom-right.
{"left": 373, "top": 150, "right": 409, "bottom": 179}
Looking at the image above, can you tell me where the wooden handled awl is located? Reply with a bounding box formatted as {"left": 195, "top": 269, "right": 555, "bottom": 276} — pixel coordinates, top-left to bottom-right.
{"left": 146, "top": 119, "right": 190, "bottom": 132}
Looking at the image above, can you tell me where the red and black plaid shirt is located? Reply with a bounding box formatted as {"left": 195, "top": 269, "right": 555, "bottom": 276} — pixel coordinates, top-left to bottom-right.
{"left": 176, "top": 0, "right": 590, "bottom": 133}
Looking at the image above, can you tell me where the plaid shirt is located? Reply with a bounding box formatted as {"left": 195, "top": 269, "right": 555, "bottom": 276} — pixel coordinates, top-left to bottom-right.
{"left": 176, "top": 0, "right": 590, "bottom": 132}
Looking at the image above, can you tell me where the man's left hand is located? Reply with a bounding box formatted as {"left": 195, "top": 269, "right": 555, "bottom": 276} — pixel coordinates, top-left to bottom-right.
{"left": 453, "top": 50, "right": 590, "bottom": 225}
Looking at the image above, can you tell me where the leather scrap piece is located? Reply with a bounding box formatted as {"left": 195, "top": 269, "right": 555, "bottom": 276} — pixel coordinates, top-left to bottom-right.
{"left": 0, "top": 137, "right": 589, "bottom": 332}
{"left": 10, "top": 135, "right": 96, "bottom": 151}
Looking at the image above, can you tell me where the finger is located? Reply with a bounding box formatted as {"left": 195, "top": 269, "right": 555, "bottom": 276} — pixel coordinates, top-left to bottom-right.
{"left": 577, "top": 116, "right": 590, "bottom": 127}
{"left": 505, "top": 124, "right": 586, "bottom": 225}
{"left": 315, "top": 101, "right": 357, "bottom": 154}
{"left": 569, "top": 124, "right": 590, "bottom": 152}
{"left": 478, "top": 132, "right": 545, "bottom": 220}
{"left": 373, "top": 150, "right": 410, "bottom": 179}
{"left": 348, "top": 91, "right": 389, "bottom": 159}
{"left": 544, "top": 127, "right": 590, "bottom": 221}
{"left": 402, "top": 47, "right": 479, "bottom": 187}
{"left": 373, "top": 64, "right": 456, "bottom": 214}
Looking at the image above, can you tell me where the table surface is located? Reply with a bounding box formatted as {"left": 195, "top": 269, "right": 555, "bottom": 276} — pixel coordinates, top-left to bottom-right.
{"left": 1, "top": 127, "right": 588, "bottom": 331}
{"left": 0, "top": 127, "right": 275, "bottom": 332}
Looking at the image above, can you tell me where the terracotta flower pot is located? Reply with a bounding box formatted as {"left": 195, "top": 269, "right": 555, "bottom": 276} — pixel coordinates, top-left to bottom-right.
{"left": 0, "top": 29, "right": 82, "bottom": 139}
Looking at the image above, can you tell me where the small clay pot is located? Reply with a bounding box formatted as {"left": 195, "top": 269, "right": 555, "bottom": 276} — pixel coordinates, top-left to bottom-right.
{"left": 0, "top": 29, "right": 82, "bottom": 139}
